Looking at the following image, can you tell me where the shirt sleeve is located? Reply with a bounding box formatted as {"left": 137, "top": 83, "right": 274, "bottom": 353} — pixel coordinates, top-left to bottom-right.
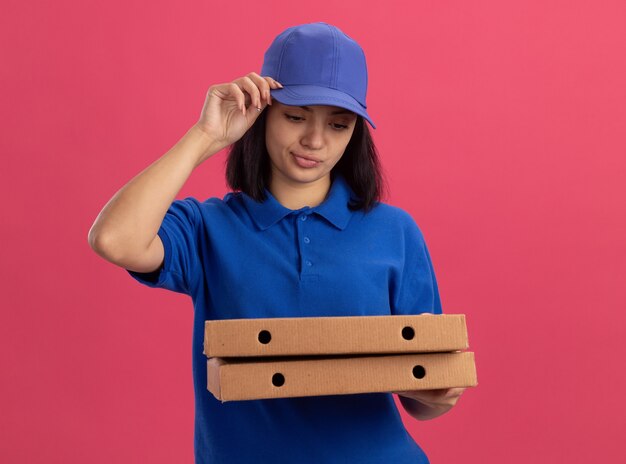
{"left": 125, "top": 197, "right": 202, "bottom": 296}
{"left": 391, "top": 215, "right": 443, "bottom": 315}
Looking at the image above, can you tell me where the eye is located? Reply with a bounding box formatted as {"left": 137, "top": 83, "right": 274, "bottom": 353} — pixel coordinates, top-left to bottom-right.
{"left": 284, "top": 113, "right": 303, "bottom": 122}
{"left": 284, "top": 113, "right": 350, "bottom": 131}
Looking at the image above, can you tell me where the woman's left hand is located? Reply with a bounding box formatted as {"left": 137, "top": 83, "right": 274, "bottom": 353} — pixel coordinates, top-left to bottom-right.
{"left": 393, "top": 387, "right": 467, "bottom": 420}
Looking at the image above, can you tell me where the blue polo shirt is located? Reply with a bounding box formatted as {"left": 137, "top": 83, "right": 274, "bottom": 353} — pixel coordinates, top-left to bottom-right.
{"left": 127, "top": 173, "right": 443, "bottom": 464}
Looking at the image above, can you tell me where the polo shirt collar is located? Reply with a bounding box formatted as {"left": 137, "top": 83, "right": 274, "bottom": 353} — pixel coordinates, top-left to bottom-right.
{"left": 242, "top": 174, "right": 355, "bottom": 231}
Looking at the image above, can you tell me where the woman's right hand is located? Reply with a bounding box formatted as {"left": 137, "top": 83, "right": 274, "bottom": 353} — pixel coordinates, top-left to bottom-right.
{"left": 194, "top": 72, "right": 283, "bottom": 159}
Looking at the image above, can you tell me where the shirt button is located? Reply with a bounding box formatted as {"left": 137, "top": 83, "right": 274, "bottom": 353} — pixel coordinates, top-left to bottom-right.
{"left": 304, "top": 237, "right": 310, "bottom": 244}
{"left": 306, "top": 260, "right": 312, "bottom": 266}
{"left": 300, "top": 215, "right": 307, "bottom": 221}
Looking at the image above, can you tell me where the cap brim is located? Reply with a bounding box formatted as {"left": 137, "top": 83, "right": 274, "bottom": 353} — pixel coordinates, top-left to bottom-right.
{"left": 269, "top": 85, "right": 376, "bottom": 129}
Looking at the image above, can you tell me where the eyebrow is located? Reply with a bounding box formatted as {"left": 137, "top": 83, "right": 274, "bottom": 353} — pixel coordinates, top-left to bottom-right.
{"left": 299, "top": 105, "right": 355, "bottom": 116}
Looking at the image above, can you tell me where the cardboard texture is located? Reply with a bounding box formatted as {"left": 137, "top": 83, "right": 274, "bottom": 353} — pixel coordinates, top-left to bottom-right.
{"left": 204, "top": 314, "right": 477, "bottom": 402}
{"left": 204, "top": 314, "right": 468, "bottom": 357}
{"left": 207, "top": 352, "right": 477, "bottom": 402}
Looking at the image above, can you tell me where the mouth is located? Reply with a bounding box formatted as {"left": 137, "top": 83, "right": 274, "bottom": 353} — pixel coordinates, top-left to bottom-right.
{"left": 291, "top": 152, "right": 321, "bottom": 168}
{"left": 291, "top": 152, "right": 321, "bottom": 162}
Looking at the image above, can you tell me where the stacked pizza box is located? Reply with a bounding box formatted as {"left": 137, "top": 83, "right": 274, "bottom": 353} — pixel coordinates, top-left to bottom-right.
{"left": 203, "top": 314, "right": 477, "bottom": 402}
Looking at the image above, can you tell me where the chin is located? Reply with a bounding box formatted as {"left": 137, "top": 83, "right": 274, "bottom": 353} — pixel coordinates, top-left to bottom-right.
{"left": 278, "top": 166, "right": 326, "bottom": 184}
{"left": 288, "top": 171, "right": 323, "bottom": 183}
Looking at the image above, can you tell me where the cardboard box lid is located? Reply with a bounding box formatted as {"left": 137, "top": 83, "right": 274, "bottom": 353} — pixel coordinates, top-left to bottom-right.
{"left": 207, "top": 351, "right": 477, "bottom": 402}
{"left": 204, "top": 314, "right": 468, "bottom": 357}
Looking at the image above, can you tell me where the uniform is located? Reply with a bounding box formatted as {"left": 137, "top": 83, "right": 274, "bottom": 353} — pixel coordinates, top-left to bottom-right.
{"left": 127, "top": 172, "right": 442, "bottom": 463}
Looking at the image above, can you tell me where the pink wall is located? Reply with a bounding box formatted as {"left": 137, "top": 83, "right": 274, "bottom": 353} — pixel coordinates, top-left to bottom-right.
{"left": 2, "top": 1, "right": 625, "bottom": 462}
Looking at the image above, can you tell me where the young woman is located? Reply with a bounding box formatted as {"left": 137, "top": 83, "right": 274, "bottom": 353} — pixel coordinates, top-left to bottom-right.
{"left": 89, "top": 22, "right": 465, "bottom": 464}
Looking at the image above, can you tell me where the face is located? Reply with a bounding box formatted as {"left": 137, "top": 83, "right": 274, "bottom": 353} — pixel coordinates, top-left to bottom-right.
{"left": 264, "top": 101, "right": 358, "bottom": 187}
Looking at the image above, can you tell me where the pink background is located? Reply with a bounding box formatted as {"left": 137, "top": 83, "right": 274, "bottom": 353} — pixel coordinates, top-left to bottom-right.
{"left": 2, "top": 1, "right": 625, "bottom": 462}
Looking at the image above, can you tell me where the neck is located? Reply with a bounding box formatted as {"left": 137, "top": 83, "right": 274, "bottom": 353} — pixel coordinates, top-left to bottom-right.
{"left": 269, "top": 173, "right": 332, "bottom": 210}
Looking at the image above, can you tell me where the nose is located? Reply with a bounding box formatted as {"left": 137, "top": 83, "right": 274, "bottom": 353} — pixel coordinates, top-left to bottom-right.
{"left": 300, "top": 121, "right": 325, "bottom": 150}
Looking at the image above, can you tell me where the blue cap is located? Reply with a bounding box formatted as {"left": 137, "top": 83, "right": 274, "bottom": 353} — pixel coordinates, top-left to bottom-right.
{"left": 261, "top": 22, "right": 376, "bottom": 129}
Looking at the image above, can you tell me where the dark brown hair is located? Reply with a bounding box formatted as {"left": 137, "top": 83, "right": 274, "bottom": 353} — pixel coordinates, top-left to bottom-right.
{"left": 224, "top": 108, "right": 388, "bottom": 213}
